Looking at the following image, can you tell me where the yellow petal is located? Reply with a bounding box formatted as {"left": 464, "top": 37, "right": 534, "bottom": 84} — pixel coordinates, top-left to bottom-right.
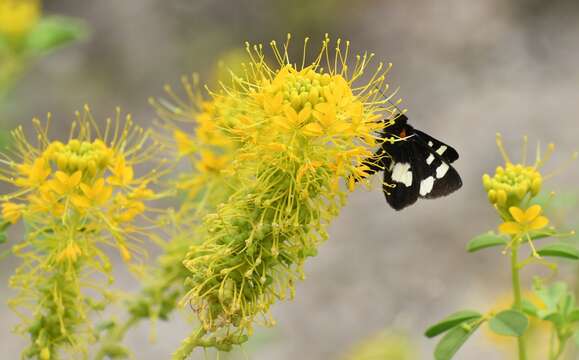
{"left": 298, "top": 106, "right": 311, "bottom": 124}
{"left": 509, "top": 207, "right": 525, "bottom": 223}
{"left": 55, "top": 171, "right": 69, "bottom": 184}
{"left": 524, "top": 204, "right": 542, "bottom": 222}
{"left": 283, "top": 106, "right": 299, "bottom": 126}
{"left": 301, "top": 123, "right": 324, "bottom": 137}
{"left": 71, "top": 195, "right": 90, "bottom": 209}
{"left": 71, "top": 171, "right": 83, "bottom": 186}
{"left": 529, "top": 216, "right": 549, "bottom": 231}
{"left": 499, "top": 222, "right": 522, "bottom": 235}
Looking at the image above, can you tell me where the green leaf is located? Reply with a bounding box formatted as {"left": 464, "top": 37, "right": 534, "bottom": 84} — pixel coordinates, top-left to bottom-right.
{"left": 425, "top": 310, "right": 482, "bottom": 338}
{"left": 536, "top": 243, "right": 579, "bottom": 260}
{"left": 569, "top": 309, "right": 579, "bottom": 322}
{"left": 0, "top": 232, "right": 6, "bottom": 245}
{"left": 466, "top": 232, "right": 507, "bottom": 253}
{"left": 535, "top": 282, "right": 567, "bottom": 312}
{"left": 530, "top": 229, "right": 557, "bottom": 241}
{"left": 489, "top": 310, "right": 529, "bottom": 337}
{"left": 25, "top": 16, "right": 89, "bottom": 55}
{"left": 434, "top": 320, "right": 481, "bottom": 360}
{"left": 543, "top": 313, "right": 564, "bottom": 327}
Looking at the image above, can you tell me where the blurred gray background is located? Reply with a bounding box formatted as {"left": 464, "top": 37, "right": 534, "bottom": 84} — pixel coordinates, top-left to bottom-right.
{"left": 1, "top": 0, "right": 579, "bottom": 359}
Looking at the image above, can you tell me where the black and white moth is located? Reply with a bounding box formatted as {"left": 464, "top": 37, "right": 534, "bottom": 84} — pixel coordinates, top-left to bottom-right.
{"left": 360, "top": 113, "right": 462, "bottom": 210}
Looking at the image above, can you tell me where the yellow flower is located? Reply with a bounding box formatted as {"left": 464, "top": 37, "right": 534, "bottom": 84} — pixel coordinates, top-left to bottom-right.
{"left": 174, "top": 35, "right": 401, "bottom": 356}
{"left": 56, "top": 242, "right": 82, "bottom": 263}
{"left": 27, "top": 190, "right": 64, "bottom": 217}
{"left": 15, "top": 158, "right": 51, "bottom": 188}
{"left": 482, "top": 134, "right": 578, "bottom": 212}
{"left": 111, "top": 194, "right": 145, "bottom": 223}
{"left": 48, "top": 171, "right": 82, "bottom": 196}
{"left": 108, "top": 157, "right": 134, "bottom": 187}
{"left": 498, "top": 205, "right": 549, "bottom": 235}
{"left": 174, "top": 129, "right": 195, "bottom": 156}
{"left": 2, "top": 202, "right": 24, "bottom": 224}
{"left": 1, "top": 108, "right": 163, "bottom": 358}
{"left": 0, "top": 0, "right": 40, "bottom": 37}
{"left": 195, "top": 150, "right": 230, "bottom": 173}
{"left": 71, "top": 179, "right": 112, "bottom": 210}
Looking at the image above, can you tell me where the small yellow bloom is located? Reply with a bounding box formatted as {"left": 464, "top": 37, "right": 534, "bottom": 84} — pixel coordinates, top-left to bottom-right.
{"left": 56, "top": 242, "right": 82, "bottom": 263}
{"left": 112, "top": 194, "right": 145, "bottom": 223}
{"left": 498, "top": 205, "right": 549, "bottom": 235}
{"left": 71, "top": 179, "right": 112, "bottom": 209}
{"left": 15, "top": 158, "right": 51, "bottom": 188}
{"left": 0, "top": 0, "right": 40, "bottom": 37}
{"left": 196, "top": 151, "right": 230, "bottom": 173}
{"left": 2, "top": 202, "right": 24, "bottom": 224}
{"left": 48, "top": 171, "right": 82, "bottom": 196}
{"left": 108, "top": 158, "right": 134, "bottom": 187}
{"left": 174, "top": 129, "right": 195, "bottom": 156}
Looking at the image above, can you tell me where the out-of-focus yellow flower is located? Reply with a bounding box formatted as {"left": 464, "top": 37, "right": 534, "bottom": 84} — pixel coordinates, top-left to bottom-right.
{"left": 2, "top": 202, "right": 24, "bottom": 223}
{"left": 484, "top": 291, "right": 549, "bottom": 359}
{"left": 499, "top": 205, "right": 549, "bottom": 235}
{"left": 195, "top": 150, "right": 230, "bottom": 174}
{"left": 108, "top": 157, "right": 134, "bottom": 187}
{"left": 56, "top": 242, "right": 82, "bottom": 263}
{"left": 1, "top": 107, "right": 164, "bottom": 356}
{"left": 0, "top": 0, "right": 40, "bottom": 37}
{"left": 174, "top": 129, "right": 195, "bottom": 156}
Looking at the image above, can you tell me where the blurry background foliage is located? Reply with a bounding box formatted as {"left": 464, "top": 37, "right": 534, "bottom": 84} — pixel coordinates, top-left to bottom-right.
{"left": 1, "top": 0, "right": 579, "bottom": 359}
{"left": 0, "top": 0, "right": 87, "bottom": 148}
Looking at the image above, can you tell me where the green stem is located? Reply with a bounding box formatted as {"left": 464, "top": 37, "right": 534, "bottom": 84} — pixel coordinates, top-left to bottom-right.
{"left": 93, "top": 316, "right": 141, "bottom": 360}
{"left": 552, "top": 336, "right": 568, "bottom": 360}
{"left": 172, "top": 327, "right": 206, "bottom": 360}
{"left": 511, "top": 244, "right": 527, "bottom": 360}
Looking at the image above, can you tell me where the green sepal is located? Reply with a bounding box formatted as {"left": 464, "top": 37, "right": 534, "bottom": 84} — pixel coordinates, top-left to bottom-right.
{"left": 25, "top": 16, "right": 89, "bottom": 56}
{"left": 425, "top": 310, "right": 482, "bottom": 338}
{"left": 466, "top": 232, "right": 507, "bottom": 253}
{"left": 536, "top": 243, "right": 579, "bottom": 260}
{"left": 433, "top": 319, "right": 481, "bottom": 360}
{"left": 489, "top": 309, "right": 529, "bottom": 337}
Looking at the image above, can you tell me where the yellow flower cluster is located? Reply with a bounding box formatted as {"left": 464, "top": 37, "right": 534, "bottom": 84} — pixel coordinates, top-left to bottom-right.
{"left": 483, "top": 134, "right": 544, "bottom": 212}
{"left": 152, "top": 76, "right": 237, "bottom": 200}
{"left": 1, "top": 110, "right": 157, "bottom": 241}
{"left": 0, "top": 0, "right": 40, "bottom": 37}
{"left": 173, "top": 35, "right": 399, "bottom": 357}
{"left": 0, "top": 107, "right": 162, "bottom": 358}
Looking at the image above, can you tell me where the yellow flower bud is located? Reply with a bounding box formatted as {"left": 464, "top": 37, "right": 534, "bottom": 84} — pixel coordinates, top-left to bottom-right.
{"left": 496, "top": 189, "right": 507, "bottom": 206}
{"left": 487, "top": 189, "right": 497, "bottom": 204}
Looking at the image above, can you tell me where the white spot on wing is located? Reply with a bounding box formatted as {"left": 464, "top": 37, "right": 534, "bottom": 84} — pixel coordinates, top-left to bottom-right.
{"left": 436, "top": 145, "right": 447, "bottom": 156}
{"left": 420, "top": 176, "right": 435, "bottom": 196}
{"left": 428, "top": 141, "right": 433, "bottom": 147}
{"left": 391, "top": 163, "right": 413, "bottom": 187}
{"left": 426, "top": 154, "right": 435, "bottom": 165}
{"left": 436, "top": 163, "right": 449, "bottom": 178}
